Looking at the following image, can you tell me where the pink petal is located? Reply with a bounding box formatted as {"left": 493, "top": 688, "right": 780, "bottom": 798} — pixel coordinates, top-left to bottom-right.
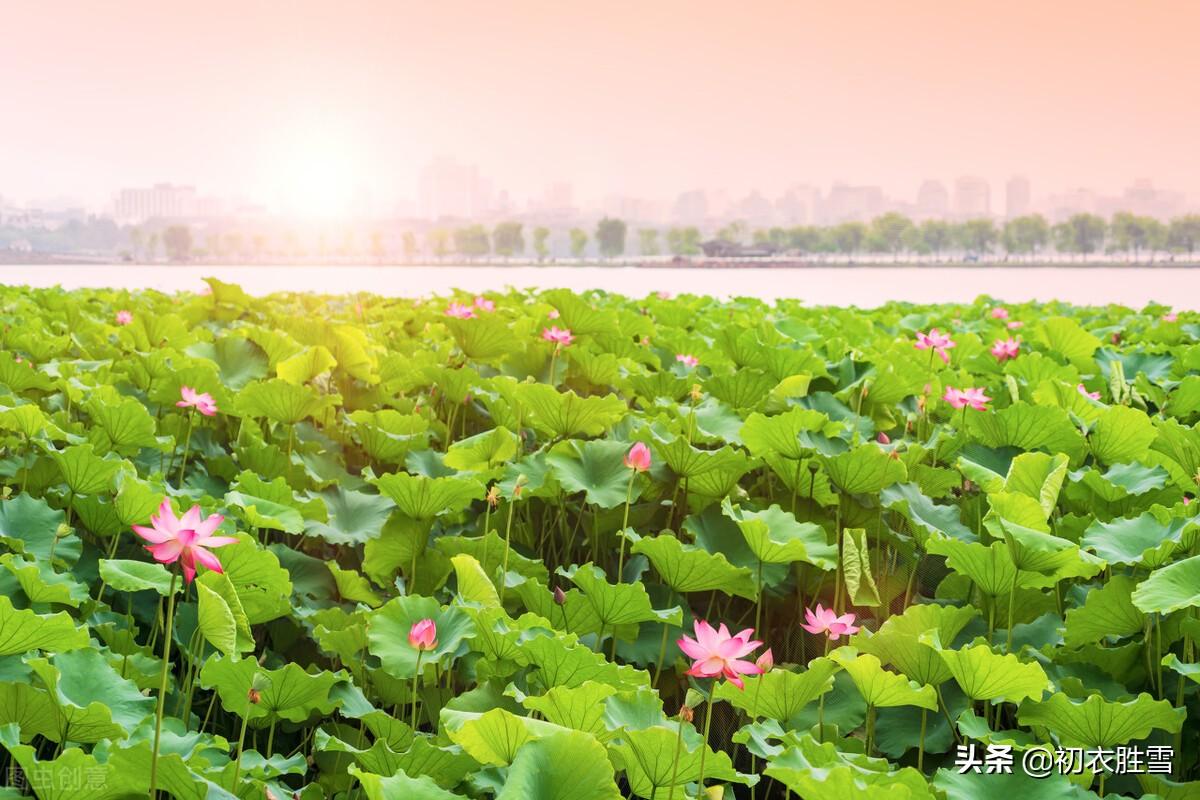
{"left": 191, "top": 546, "right": 224, "bottom": 574}
{"left": 677, "top": 635, "right": 708, "bottom": 660}
{"left": 132, "top": 524, "right": 171, "bottom": 544}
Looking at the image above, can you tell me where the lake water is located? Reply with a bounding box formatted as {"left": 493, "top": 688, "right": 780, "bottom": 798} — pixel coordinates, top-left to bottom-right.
{"left": 0, "top": 264, "right": 1194, "bottom": 308}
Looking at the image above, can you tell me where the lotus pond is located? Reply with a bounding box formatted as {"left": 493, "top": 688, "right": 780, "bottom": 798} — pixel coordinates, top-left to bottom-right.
{"left": 0, "top": 280, "right": 1197, "bottom": 799}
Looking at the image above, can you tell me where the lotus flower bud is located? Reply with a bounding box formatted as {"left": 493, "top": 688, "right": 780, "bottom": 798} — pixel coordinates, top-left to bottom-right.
{"left": 679, "top": 704, "right": 694, "bottom": 723}
{"left": 553, "top": 586, "right": 567, "bottom": 606}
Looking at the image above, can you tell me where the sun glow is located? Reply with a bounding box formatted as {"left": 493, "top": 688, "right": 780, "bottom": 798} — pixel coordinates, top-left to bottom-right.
{"left": 269, "top": 124, "right": 365, "bottom": 219}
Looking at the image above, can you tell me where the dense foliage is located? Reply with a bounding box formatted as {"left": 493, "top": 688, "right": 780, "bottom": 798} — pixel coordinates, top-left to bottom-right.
{"left": 0, "top": 280, "right": 1197, "bottom": 799}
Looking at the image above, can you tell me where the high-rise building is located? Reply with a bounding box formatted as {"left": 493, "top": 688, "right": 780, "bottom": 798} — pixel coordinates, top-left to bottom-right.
{"left": 673, "top": 190, "right": 708, "bottom": 226}
{"left": 417, "top": 156, "right": 493, "bottom": 220}
{"left": 112, "top": 183, "right": 198, "bottom": 224}
{"left": 953, "top": 177, "right": 991, "bottom": 218}
{"left": 1005, "top": 176, "right": 1031, "bottom": 218}
{"left": 915, "top": 180, "right": 949, "bottom": 219}
{"left": 824, "top": 183, "right": 884, "bottom": 223}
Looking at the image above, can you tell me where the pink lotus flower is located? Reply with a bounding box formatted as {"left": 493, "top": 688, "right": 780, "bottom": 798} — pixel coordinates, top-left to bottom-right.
{"left": 991, "top": 307, "right": 1009, "bottom": 319}
{"left": 656, "top": 291, "right": 673, "bottom": 300}
{"left": 914, "top": 329, "right": 956, "bottom": 364}
{"left": 1163, "top": 312, "right": 1178, "bottom": 323}
{"left": 990, "top": 337, "right": 1020, "bottom": 362}
{"left": 1184, "top": 496, "right": 1192, "bottom": 506}
{"left": 445, "top": 302, "right": 475, "bottom": 319}
{"left": 624, "top": 442, "right": 652, "bottom": 472}
{"left": 132, "top": 499, "right": 237, "bottom": 584}
{"left": 177, "top": 386, "right": 218, "bottom": 416}
{"left": 1007, "top": 320, "right": 1024, "bottom": 330}
{"left": 1077, "top": 383, "right": 1101, "bottom": 400}
{"left": 474, "top": 296, "right": 495, "bottom": 312}
{"left": 876, "top": 432, "right": 890, "bottom": 444}
{"left": 677, "top": 620, "right": 764, "bottom": 689}
{"left": 115, "top": 310, "right": 133, "bottom": 326}
{"left": 547, "top": 309, "right": 560, "bottom": 319}
{"left": 542, "top": 326, "right": 574, "bottom": 346}
{"left": 676, "top": 353, "right": 699, "bottom": 368}
{"left": 800, "top": 604, "right": 860, "bottom": 641}
{"left": 943, "top": 386, "right": 991, "bottom": 411}
{"left": 755, "top": 648, "right": 774, "bottom": 673}
{"left": 408, "top": 619, "right": 438, "bottom": 651}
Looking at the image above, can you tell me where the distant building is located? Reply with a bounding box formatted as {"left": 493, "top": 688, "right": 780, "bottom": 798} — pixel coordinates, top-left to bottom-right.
{"left": 673, "top": 190, "right": 708, "bottom": 226}
{"left": 824, "top": 183, "right": 884, "bottom": 223}
{"left": 915, "top": 180, "right": 949, "bottom": 220}
{"left": 775, "top": 184, "right": 819, "bottom": 225}
{"left": 1005, "top": 176, "right": 1031, "bottom": 218}
{"left": 417, "top": 156, "right": 493, "bottom": 220}
{"left": 953, "top": 176, "right": 991, "bottom": 218}
{"left": 1120, "top": 179, "right": 1183, "bottom": 219}
{"left": 736, "top": 190, "right": 774, "bottom": 227}
{"left": 113, "top": 183, "right": 198, "bottom": 225}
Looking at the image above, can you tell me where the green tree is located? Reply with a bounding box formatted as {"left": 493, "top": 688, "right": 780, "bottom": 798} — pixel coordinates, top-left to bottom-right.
{"left": 955, "top": 218, "right": 997, "bottom": 256}
{"left": 429, "top": 229, "right": 451, "bottom": 259}
{"left": 533, "top": 226, "right": 551, "bottom": 260}
{"left": 1110, "top": 212, "right": 1165, "bottom": 262}
{"left": 753, "top": 227, "right": 789, "bottom": 251}
{"left": 831, "top": 222, "right": 867, "bottom": 258}
{"left": 492, "top": 222, "right": 525, "bottom": 257}
{"left": 1053, "top": 214, "right": 1106, "bottom": 260}
{"left": 1167, "top": 215, "right": 1200, "bottom": 257}
{"left": 129, "top": 227, "right": 143, "bottom": 262}
{"left": 786, "top": 226, "right": 824, "bottom": 255}
{"left": 715, "top": 220, "right": 747, "bottom": 244}
{"left": 401, "top": 231, "right": 417, "bottom": 261}
{"left": 868, "top": 212, "right": 915, "bottom": 260}
{"left": 637, "top": 228, "right": 660, "bottom": 256}
{"left": 665, "top": 226, "right": 701, "bottom": 256}
{"left": 569, "top": 227, "right": 588, "bottom": 258}
{"left": 1002, "top": 214, "right": 1050, "bottom": 260}
{"left": 595, "top": 217, "right": 627, "bottom": 258}
{"left": 914, "top": 220, "right": 951, "bottom": 261}
{"left": 453, "top": 225, "right": 490, "bottom": 258}
{"left": 163, "top": 225, "right": 193, "bottom": 262}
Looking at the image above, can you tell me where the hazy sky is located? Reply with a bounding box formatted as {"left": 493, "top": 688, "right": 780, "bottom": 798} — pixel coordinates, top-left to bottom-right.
{"left": 2, "top": 0, "right": 1196, "bottom": 212}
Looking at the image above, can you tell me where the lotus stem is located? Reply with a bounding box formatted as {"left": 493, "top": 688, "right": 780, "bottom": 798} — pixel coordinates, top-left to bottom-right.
{"left": 176, "top": 409, "right": 195, "bottom": 488}
{"left": 149, "top": 570, "right": 179, "bottom": 799}
{"left": 498, "top": 492, "right": 518, "bottom": 603}
{"left": 617, "top": 468, "right": 636, "bottom": 581}
{"left": 652, "top": 623, "right": 670, "bottom": 686}
{"left": 232, "top": 704, "right": 250, "bottom": 788}
{"left": 697, "top": 695, "right": 715, "bottom": 791}
{"left": 666, "top": 710, "right": 685, "bottom": 800}
{"left": 411, "top": 650, "right": 424, "bottom": 730}
{"left": 918, "top": 707, "right": 927, "bottom": 772}
{"left": 1006, "top": 579, "right": 1017, "bottom": 652}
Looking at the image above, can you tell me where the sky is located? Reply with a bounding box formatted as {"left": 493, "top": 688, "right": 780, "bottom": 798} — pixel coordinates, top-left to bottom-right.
{"left": 1, "top": 0, "right": 1196, "bottom": 213}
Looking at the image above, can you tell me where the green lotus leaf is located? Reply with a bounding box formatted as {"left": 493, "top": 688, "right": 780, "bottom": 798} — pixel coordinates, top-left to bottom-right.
{"left": 216, "top": 532, "right": 294, "bottom": 624}
{"left": 933, "top": 762, "right": 1095, "bottom": 800}
{"left": 1018, "top": 691, "right": 1185, "bottom": 747}
{"left": 277, "top": 344, "right": 337, "bottom": 384}
{"left": 349, "top": 409, "right": 430, "bottom": 463}
{"left": 655, "top": 437, "right": 755, "bottom": 499}
{"left": 328, "top": 562, "right": 384, "bottom": 607}
{"left": 1035, "top": 316, "right": 1102, "bottom": 365}
{"left": 857, "top": 604, "right": 978, "bottom": 686}
{"left": 967, "top": 402, "right": 1085, "bottom": 463}
{"left": 0, "top": 594, "right": 89, "bottom": 656}
{"left": 546, "top": 439, "right": 638, "bottom": 509}
{"left": 445, "top": 426, "right": 520, "bottom": 472}
{"left": 629, "top": 532, "right": 758, "bottom": 600}
{"left": 521, "top": 681, "right": 616, "bottom": 739}
{"left": 559, "top": 563, "right": 680, "bottom": 631}
{"left": 445, "top": 314, "right": 519, "bottom": 361}
{"left": 720, "top": 499, "right": 836, "bottom": 568}
{"left": 842, "top": 527, "right": 881, "bottom": 607}
{"left": 28, "top": 648, "right": 155, "bottom": 739}
{"left": 1089, "top": 405, "right": 1158, "bottom": 465}
{"left": 1062, "top": 574, "right": 1145, "bottom": 647}
{"left": 822, "top": 443, "right": 907, "bottom": 495}
{"left": 1082, "top": 511, "right": 1191, "bottom": 568}
{"left": 1003, "top": 451, "right": 1069, "bottom": 517}
{"left": 518, "top": 384, "right": 626, "bottom": 439}
{"left": 83, "top": 386, "right": 158, "bottom": 452}
{"left": 513, "top": 579, "right": 603, "bottom": 636}
{"left": 367, "top": 595, "right": 475, "bottom": 679}
{"left": 304, "top": 485, "right": 395, "bottom": 545}
{"left": 224, "top": 490, "right": 306, "bottom": 533}
{"left": 236, "top": 377, "right": 339, "bottom": 424}
{"left": 97, "top": 558, "right": 177, "bottom": 596}
{"left": 766, "top": 740, "right": 936, "bottom": 800}
{"left": 1131, "top": 553, "right": 1200, "bottom": 614}
{"left": 0, "top": 352, "right": 55, "bottom": 392}
{"left": 450, "top": 553, "right": 500, "bottom": 606}
{"left": 369, "top": 472, "right": 483, "bottom": 518}
{"left": 0, "top": 723, "right": 149, "bottom": 799}
{"left": 200, "top": 654, "right": 347, "bottom": 723}
{"left": 496, "top": 730, "right": 623, "bottom": 800}
{"left": 441, "top": 706, "right": 567, "bottom": 765}
{"left": 612, "top": 723, "right": 752, "bottom": 798}
{"left": 436, "top": 532, "right": 550, "bottom": 584}
{"left": 0, "top": 403, "right": 60, "bottom": 439}
{"left": 831, "top": 648, "right": 937, "bottom": 710}
{"left": 0, "top": 493, "right": 72, "bottom": 563}
{"left": 925, "top": 536, "right": 1016, "bottom": 597}
{"left": 740, "top": 407, "right": 836, "bottom": 459}
{"left": 881, "top": 482, "right": 975, "bottom": 543}
{"left": 52, "top": 443, "right": 125, "bottom": 496}
{"left": 713, "top": 657, "right": 838, "bottom": 721}
{"left": 522, "top": 633, "right": 650, "bottom": 691}
{"left": 933, "top": 642, "right": 1050, "bottom": 703}
{"left": 112, "top": 474, "right": 165, "bottom": 528}
{"left": 348, "top": 764, "right": 460, "bottom": 800}
{"left": 1162, "top": 653, "right": 1200, "bottom": 685}
{"left": 2, "top": 554, "right": 89, "bottom": 606}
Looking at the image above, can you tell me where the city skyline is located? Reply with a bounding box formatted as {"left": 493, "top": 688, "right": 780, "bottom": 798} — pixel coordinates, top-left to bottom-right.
{"left": 3, "top": 1, "right": 1199, "bottom": 216}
